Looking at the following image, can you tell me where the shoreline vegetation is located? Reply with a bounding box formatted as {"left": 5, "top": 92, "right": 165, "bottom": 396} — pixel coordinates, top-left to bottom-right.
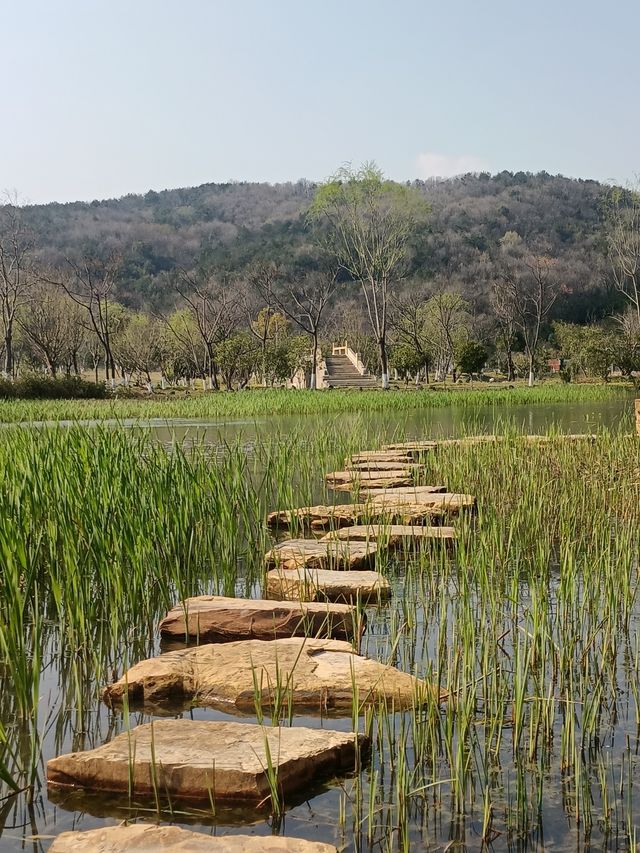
{"left": 0, "top": 381, "right": 633, "bottom": 424}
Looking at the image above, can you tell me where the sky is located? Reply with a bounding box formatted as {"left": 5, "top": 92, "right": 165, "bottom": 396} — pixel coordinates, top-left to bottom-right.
{"left": 2, "top": 0, "right": 639, "bottom": 204}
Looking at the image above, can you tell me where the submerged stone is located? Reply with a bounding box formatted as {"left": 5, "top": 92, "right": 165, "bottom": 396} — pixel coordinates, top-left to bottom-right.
{"left": 264, "top": 539, "right": 377, "bottom": 571}
{"left": 47, "top": 719, "right": 364, "bottom": 805}
{"left": 266, "top": 567, "right": 391, "bottom": 603}
{"left": 103, "top": 638, "right": 431, "bottom": 713}
{"left": 49, "top": 825, "right": 338, "bottom": 852}
{"left": 160, "top": 596, "right": 361, "bottom": 643}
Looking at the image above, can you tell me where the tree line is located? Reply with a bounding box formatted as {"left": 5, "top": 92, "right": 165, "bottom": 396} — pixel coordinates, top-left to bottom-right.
{"left": 1, "top": 167, "right": 639, "bottom": 389}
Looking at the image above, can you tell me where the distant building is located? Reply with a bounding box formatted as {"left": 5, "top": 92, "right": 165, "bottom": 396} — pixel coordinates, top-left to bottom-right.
{"left": 547, "top": 358, "right": 561, "bottom": 373}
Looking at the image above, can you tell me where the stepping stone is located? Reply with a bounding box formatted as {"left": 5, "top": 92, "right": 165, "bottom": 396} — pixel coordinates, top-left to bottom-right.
{"left": 332, "top": 476, "right": 415, "bottom": 492}
{"left": 359, "top": 485, "right": 446, "bottom": 499}
{"left": 50, "top": 825, "right": 338, "bottom": 852}
{"left": 348, "top": 460, "right": 424, "bottom": 472}
{"left": 160, "top": 596, "right": 362, "bottom": 643}
{"left": 103, "top": 638, "right": 433, "bottom": 713}
{"left": 264, "top": 539, "right": 377, "bottom": 571}
{"left": 369, "top": 492, "right": 476, "bottom": 513}
{"left": 266, "top": 567, "right": 390, "bottom": 604}
{"left": 349, "top": 451, "right": 413, "bottom": 463}
{"left": 267, "top": 503, "right": 366, "bottom": 529}
{"left": 326, "top": 469, "right": 413, "bottom": 484}
{"left": 322, "top": 524, "right": 457, "bottom": 546}
{"left": 47, "top": 719, "right": 364, "bottom": 806}
{"left": 382, "top": 441, "right": 438, "bottom": 453}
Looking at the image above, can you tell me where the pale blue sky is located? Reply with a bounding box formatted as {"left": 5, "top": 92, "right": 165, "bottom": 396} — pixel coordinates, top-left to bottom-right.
{"left": 2, "top": 0, "right": 638, "bottom": 203}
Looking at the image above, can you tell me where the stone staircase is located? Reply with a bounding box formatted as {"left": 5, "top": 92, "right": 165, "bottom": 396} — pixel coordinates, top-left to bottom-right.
{"left": 323, "top": 354, "right": 378, "bottom": 389}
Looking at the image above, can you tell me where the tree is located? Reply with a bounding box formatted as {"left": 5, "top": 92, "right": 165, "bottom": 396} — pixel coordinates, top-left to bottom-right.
{"left": 605, "top": 186, "right": 640, "bottom": 323}
{"left": 250, "top": 266, "right": 336, "bottom": 389}
{"left": 424, "top": 290, "right": 469, "bottom": 381}
{"left": 310, "top": 162, "right": 428, "bottom": 388}
{"left": 17, "top": 281, "right": 83, "bottom": 376}
{"left": 493, "top": 233, "right": 559, "bottom": 386}
{"left": 172, "top": 268, "right": 242, "bottom": 388}
{"left": 0, "top": 200, "right": 36, "bottom": 376}
{"left": 390, "top": 285, "right": 433, "bottom": 382}
{"left": 113, "top": 312, "right": 166, "bottom": 383}
{"left": 44, "top": 254, "right": 122, "bottom": 382}
{"left": 455, "top": 340, "right": 487, "bottom": 377}
{"left": 215, "top": 332, "right": 259, "bottom": 390}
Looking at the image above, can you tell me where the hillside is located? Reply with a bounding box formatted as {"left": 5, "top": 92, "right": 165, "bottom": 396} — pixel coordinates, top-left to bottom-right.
{"left": 20, "top": 171, "right": 619, "bottom": 321}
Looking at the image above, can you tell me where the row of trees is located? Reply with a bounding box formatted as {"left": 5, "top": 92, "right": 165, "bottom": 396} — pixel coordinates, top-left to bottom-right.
{"left": 1, "top": 167, "right": 640, "bottom": 388}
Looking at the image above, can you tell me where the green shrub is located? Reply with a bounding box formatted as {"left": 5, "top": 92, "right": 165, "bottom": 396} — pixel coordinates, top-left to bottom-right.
{"left": 0, "top": 376, "right": 109, "bottom": 400}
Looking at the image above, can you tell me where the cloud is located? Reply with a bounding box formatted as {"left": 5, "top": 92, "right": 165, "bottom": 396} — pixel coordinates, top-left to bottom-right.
{"left": 416, "top": 151, "right": 490, "bottom": 179}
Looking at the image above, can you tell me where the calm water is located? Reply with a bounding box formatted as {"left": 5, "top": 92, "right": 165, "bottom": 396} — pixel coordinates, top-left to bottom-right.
{"left": 0, "top": 398, "right": 637, "bottom": 852}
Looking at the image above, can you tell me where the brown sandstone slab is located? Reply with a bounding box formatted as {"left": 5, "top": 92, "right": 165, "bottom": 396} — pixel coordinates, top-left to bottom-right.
{"left": 326, "top": 469, "right": 413, "bottom": 484}
{"left": 359, "top": 485, "right": 446, "bottom": 499}
{"left": 321, "top": 524, "right": 457, "bottom": 546}
{"left": 47, "top": 719, "right": 364, "bottom": 805}
{"left": 49, "top": 824, "right": 338, "bottom": 852}
{"left": 160, "top": 596, "right": 361, "bottom": 643}
{"left": 267, "top": 504, "right": 366, "bottom": 529}
{"left": 348, "top": 451, "right": 413, "bottom": 463}
{"left": 347, "top": 460, "right": 423, "bottom": 472}
{"left": 266, "top": 567, "right": 391, "bottom": 604}
{"left": 369, "top": 492, "right": 476, "bottom": 512}
{"left": 264, "top": 539, "right": 377, "bottom": 571}
{"left": 103, "top": 638, "right": 430, "bottom": 713}
{"left": 382, "top": 441, "right": 438, "bottom": 452}
{"left": 331, "top": 475, "right": 415, "bottom": 492}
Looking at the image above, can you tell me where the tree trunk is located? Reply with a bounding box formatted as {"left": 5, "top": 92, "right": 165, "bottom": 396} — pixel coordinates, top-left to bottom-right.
{"left": 528, "top": 353, "right": 535, "bottom": 387}
{"left": 379, "top": 337, "right": 389, "bottom": 389}
{"left": 310, "top": 336, "right": 318, "bottom": 390}
{"left": 506, "top": 349, "right": 515, "bottom": 382}
{"left": 4, "top": 323, "right": 13, "bottom": 377}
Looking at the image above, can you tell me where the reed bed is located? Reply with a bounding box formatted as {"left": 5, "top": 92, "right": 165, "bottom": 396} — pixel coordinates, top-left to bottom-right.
{"left": 0, "top": 419, "right": 638, "bottom": 849}
{"left": 0, "top": 382, "right": 631, "bottom": 424}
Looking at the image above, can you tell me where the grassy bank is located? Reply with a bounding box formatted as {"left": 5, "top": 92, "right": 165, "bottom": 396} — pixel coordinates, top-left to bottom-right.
{"left": 0, "top": 381, "right": 633, "bottom": 423}
{"left": 0, "top": 424, "right": 639, "bottom": 847}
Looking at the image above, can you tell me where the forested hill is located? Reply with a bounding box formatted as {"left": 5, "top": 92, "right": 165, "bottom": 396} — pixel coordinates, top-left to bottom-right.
{"left": 21, "top": 171, "right": 617, "bottom": 322}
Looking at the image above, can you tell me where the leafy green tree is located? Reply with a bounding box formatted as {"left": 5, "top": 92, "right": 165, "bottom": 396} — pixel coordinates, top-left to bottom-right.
{"left": 390, "top": 343, "right": 429, "bottom": 385}
{"left": 455, "top": 340, "right": 487, "bottom": 377}
{"left": 215, "top": 332, "right": 259, "bottom": 390}
{"left": 310, "top": 162, "right": 428, "bottom": 388}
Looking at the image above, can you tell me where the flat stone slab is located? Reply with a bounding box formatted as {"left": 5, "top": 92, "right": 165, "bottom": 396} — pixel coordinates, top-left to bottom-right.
{"left": 267, "top": 504, "right": 367, "bottom": 529}
{"left": 382, "top": 441, "right": 438, "bottom": 453}
{"left": 47, "top": 719, "right": 364, "bottom": 805}
{"left": 266, "top": 567, "right": 391, "bottom": 604}
{"left": 322, "top": 525, "right": 457, "bottom": 546}
{"left": 359, "top": 485, "right": 446, "bottom": 499}
{"left": 49, "top": 825, "right": 338, "bottom": 852}
{"left": 369, "top": 492, "right": 476, "bottom": 512}
{"left": 104, "top": 638, "right": 430, "bottom": 713}
{"left": 160, "top": 596, "right": 361, "bottom": 643}
{"left": 347, "top": 460, "right": 423, "bottom": 472}
{"left": 326, "top": 469, "right": 413, "bottom": 484}
{"left": 331, "top": 475, "right": 415, "bottom": 492}
{"left": 264, "top": 539, "right": 378, "bottom": 571}
{"left": 349, "top": 451, "right": 413, "bottom": 463}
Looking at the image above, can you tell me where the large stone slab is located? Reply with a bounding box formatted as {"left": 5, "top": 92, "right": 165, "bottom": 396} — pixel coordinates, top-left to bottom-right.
{"left": 369, "top": 492, "right": 476, "bottom": 512}
{"left": 47, "top": 719, "right": 364, "bottom": 805}
{"left": 326, "top": 469, "right": 413, "bottom": 484}
{"left": 264, "top": 539, "right": 377, "bottom": 571}
{"left": 347, "top": 460, "right": 423, "bottom": 472}
{"left": 322, "top": 524, "right": 457, "bottom": 546}
{"left": 49, "top": 825, "right": 338, "bottom": 852}
{"left": 331, "top": 475, "right": 415, "bottom": 492}
{"left": 348, "top": 451, "right": 413, "bottom": 464}
{"left": 382, "top": 441, "right": 438, "bottom": 453}
{"left": 104, "top": 638, "right": 431, "bottom": 713}
{"left": 359, "top": 485, "right": 446, "bottom": 499}
{"left": 266, "top": 567, "right": 391, "bottom": 604}
{"left": 267, "top": 504, "right": 366, "bottom": 529}
{"left": 160, "top": 596, "right": 362, "bottom": 643}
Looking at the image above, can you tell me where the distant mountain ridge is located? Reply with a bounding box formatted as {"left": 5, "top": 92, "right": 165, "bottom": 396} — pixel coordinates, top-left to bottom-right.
{"left": 18, "top": 172, "right": 618, "bottom": 322}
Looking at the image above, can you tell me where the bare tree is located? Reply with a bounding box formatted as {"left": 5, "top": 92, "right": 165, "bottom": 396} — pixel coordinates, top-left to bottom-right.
{"left": 493, "top": 233, "right": 559, "bottom": 386}
{"left": 606, "top": 186, "right": 640, "bottom": 322}
{"left": 250, "top": 265, "right": 336, "bottom": 389}
{"left": 310, "top": 163, "right": 427, "bottom": 388}
{"left": 17, "top": 281, "right": 82, "bottom": 376}
{"left": 390, "top": 284, "right": 434, "bottom": 383}
{"left": 43, "top": 254, "right": 121, "bottom": 382}
{"left": 424, "top": 289, "right": 469, "bottom": 381}
{"left": 171, "top": 268, "right": 241, "bottom": 388}
{"left": 0, "top": 199, "right": 36, "bottom": 376}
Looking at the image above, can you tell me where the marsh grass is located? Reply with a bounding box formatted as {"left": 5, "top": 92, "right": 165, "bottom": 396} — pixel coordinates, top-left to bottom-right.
{"left": 0, "top": 382, "right": 631, "bottom": 424}
{"left": 0, "top": 417, "right": 638, "bottom": 849}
